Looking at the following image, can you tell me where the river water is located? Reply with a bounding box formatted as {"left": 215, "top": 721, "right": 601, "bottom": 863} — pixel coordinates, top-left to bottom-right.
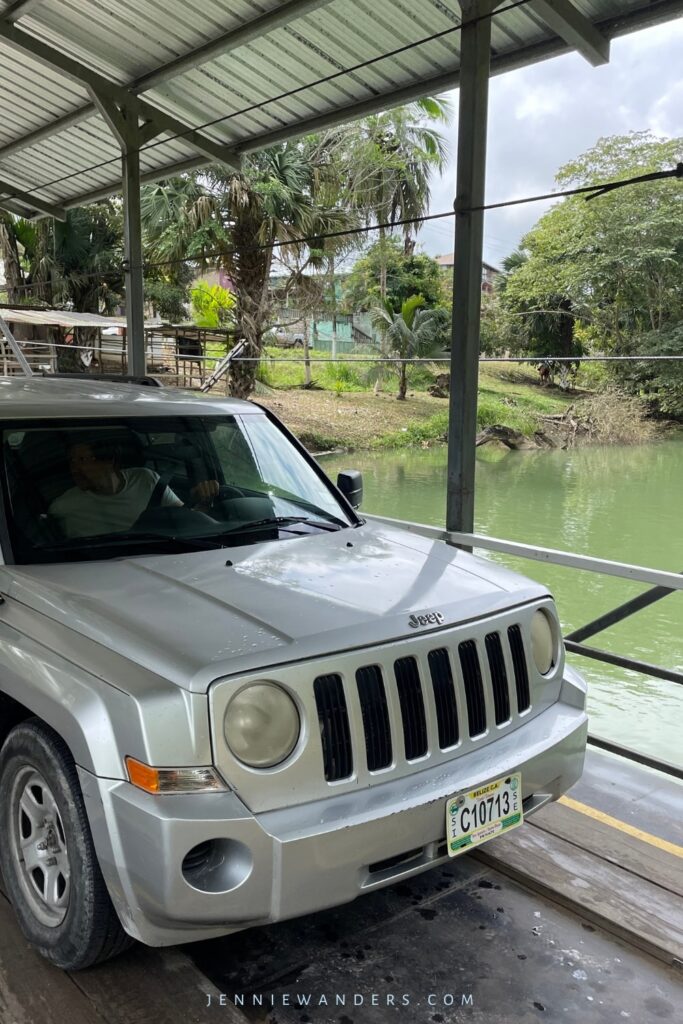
{"left": 321, "top": 439, "right": 683, "bottom": 767}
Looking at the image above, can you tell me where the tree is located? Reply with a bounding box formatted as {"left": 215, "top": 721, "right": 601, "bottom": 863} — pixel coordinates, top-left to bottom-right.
{"left": 140, "top": 102, "right": 451, "bottom": 398}
{"left": 496, "top": 132, "right": 683, "bottom": 399}
{"left": 342, "top": 99, "right": 450, "bottom": 299}
{"left": 499, "top": 134, "right": 679, "bottom": 348}
{"left": 0, "top": 212, "right": 23, "bottom": 303}
{"left": 0, "top": 205, "right": 123, "bottom": 369}
{"left": 616, "top": 324, "right": 683, "bottom": 418}
{"left": 371, "top": 294, "right": 442, "bottom": 399}
{"left": 344, "top": 238, "right": 444, "bottom": 312}
{"left": 142, "top": 143, "right": 351, "bottom": 398}
{"left": 1, "top": 204, "right": 122, "bottom": 313}
{"left": 145, "top": 279, "right": 190, "bottom": 322}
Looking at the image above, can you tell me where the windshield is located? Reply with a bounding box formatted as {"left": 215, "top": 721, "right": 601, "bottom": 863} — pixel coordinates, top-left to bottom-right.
{"left": 1, "top": 413, "right": 354, "bottom": 564}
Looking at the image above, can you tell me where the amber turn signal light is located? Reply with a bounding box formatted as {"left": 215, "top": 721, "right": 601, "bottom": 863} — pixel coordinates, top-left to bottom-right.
{"left": 125, "top": 757, "right": 227, "bottom": 794}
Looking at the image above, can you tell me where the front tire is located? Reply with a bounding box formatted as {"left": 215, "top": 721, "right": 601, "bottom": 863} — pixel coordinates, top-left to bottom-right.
{"left": 0, "top": 719, "right": 133, "bottom": 970}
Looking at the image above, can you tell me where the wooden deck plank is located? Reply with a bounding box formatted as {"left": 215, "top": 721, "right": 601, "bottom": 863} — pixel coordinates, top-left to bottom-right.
{"left": 530, "top": 802, "right": 683, "bottom": 897}
{"left": 0, "top": 887, "right": 246, "bottom": 1024}
{"left": 473, "top": 822, "right": 683, "bottom": 966}
{"left": 69, "top": 945, "right": 247, "bottom": 1024}
{"left": 0, "top": 895, "right": 107, "bottom": 1024}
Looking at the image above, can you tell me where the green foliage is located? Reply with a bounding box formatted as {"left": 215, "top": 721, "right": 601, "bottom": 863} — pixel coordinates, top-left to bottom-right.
{"left": 145, "top": 280, "right": 189, "bottom": 322}
{"left": 371, "top": 294, "right": 444, "bottom": 399}
{"left": 344, "top": 238, "right": 444, "bottom": 311}
{"left": 372, "top": 394, "right": 540, "bottom": 449}
{"left": 373, "top": 411, "right": 449, "bottom": 448}
{"left": 190, "top": 283, "right": 235, "bottom": 328}
{"left": 616, "top": 325, "right": 683, "bottom": 418}
{"left": 256, "top": 347, "right": 367, "bottom": 392}
{"left": 138, "top": 98, "right": 451, "bottom": 397}
{"left": 340, "top": 101, "right": 450, "bottom": 250}
{"left": 497, "top": 132, "right": 683, "bottom": 368}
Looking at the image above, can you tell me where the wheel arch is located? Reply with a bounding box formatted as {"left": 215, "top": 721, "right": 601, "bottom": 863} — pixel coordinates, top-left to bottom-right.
{"left": 0, "top": 690, "right": 33, "bottom": 750}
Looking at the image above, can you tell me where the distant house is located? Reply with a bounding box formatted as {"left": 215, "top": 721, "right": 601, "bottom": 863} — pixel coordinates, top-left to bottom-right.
{"left": 434, "top": 253, "right": 500, "bottom": 294}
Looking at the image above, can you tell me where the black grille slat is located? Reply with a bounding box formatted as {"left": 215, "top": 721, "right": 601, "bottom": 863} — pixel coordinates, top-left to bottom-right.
{"left": 508, "top": 625, "right": 531, "bottom": 712}
{"left": 458, "top": 640, "right": 487, "bottom": 737}
{"left": 356, "top": 665, "right": 392, "bottom": 770}
{"left": 394, "top": 656, "right": 428, "bottom": 760}
{"left": 314, "top": 674, "right": 353, "bottom": 781}
{"left": 428, "top": 648, "right": 459, "bottom": 748}
{"left": 485, "top": 632, "right": 511, "bottom": 725}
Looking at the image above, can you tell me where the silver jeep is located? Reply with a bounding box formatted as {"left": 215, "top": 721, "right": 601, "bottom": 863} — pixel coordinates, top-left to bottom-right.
{"left": 0, "top": 377, "right": 587, "bottom": 970}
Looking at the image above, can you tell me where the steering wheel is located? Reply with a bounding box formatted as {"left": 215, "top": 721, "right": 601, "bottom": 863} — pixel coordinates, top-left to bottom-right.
{"left": 215, "top": 483, "right": 246, "bottom": 500}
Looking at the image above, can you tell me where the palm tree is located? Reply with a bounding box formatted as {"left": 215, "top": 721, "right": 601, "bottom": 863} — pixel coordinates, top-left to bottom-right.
{"left": 0, "top": 206, "right": 123, "bottom": 369}
{"left": 0, "top": 212, "right": 23, "bottom": 303}
{"left": 142, "top": 142, "right": 354, "bottom": 397}
{"left": 141, "top": 102, "right": 449, "bottom": 398}
{"left": 345, "top": 98, "right": 450, "bottom": 299}
{"left": 371, "top": 294, "right": 442, "bottom": 400}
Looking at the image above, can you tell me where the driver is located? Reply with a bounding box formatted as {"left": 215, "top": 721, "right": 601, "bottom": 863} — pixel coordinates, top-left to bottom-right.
{"left": 48, "top": 438, "right": 219, "bottom": 539}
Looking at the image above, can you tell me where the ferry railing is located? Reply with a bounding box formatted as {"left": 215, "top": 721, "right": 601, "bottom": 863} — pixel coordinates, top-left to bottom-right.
{"left": 366, "top": 515, "right": 683, "bottom": 781}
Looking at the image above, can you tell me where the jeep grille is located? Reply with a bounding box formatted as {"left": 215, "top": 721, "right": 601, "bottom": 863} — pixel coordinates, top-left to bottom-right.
{"left": 314, "top": 625, "right": 532, "bottom": 782}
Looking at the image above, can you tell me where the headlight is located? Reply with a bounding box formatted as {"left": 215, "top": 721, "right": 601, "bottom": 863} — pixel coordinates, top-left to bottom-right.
{"left": 531, "top": 609, "right": 555, "bottom": 675}
{"left": 224, "top": 682, "right": 300, "bottom": 768}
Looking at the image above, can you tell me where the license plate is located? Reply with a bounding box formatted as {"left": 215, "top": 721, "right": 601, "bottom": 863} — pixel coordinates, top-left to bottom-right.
{"left": 446, "top": 772, "right": 523, "bottom": 856}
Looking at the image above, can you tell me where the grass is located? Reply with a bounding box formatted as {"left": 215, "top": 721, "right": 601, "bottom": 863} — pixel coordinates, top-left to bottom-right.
{"left": 251, "top": 359, "right": 581, "bottom": 452}
{"left": 205, "top": 343, "right": 664, "bottom": 452}
{"left": 256, "top": 347, "right": 370, "bottom": 392}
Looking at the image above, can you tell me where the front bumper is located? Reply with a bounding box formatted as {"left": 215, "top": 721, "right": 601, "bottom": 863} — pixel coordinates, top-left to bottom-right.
{"left": 80, "top": 668, "right": 587, "bottom": 946}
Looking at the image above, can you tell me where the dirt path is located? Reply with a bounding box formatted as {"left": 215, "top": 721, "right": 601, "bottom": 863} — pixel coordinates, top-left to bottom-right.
{"left": 253, "top": 389, "right": 449, "bottom": 450}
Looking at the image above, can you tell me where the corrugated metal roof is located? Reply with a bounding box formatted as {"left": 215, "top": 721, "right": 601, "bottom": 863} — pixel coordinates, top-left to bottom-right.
{"left": 0, "top": 0, "right": 680, "bottom": 216}
{"left": 0, "top": 308, "right": 158, "bottom": 328}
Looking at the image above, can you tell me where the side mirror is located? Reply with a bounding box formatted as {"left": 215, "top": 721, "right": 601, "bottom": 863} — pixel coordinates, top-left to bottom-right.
{"left": 337, "top": 470, "right": 363, "bottom": 509}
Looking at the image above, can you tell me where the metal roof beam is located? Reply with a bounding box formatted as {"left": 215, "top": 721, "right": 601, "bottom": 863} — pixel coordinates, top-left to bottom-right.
{"left": 62, "top": 157, "right": 208, "bottom": 210}
{"left": 0, "top": 105, "right": 99, "bottom": 161}
{"left": 63, "top": 36, "right": 585, "bottom": 202}
{"left": 0, "top": 20, "right": 241, "bottom": 170}
{"left": 527, "top": 0, "right": 610, "bottom": 65}
{"left": 0, "top": 196, "right": 35, "bottom": 218}
{"left": 0, "top": 0, "right": 332, "bottom": 163}
{"left": 2, "top": 0, "right": 45, "bottom": 22}
{"left": 134, "top": 0, "right": 336, "bottom": 93}
{"left": 0, "top": 176, "right": 66, "bottom": 219}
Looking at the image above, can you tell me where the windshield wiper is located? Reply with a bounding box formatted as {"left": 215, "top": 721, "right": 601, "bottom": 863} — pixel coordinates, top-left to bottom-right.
{"left": 260, "top": 493, "right": 350, "bottom": 529}
{"left": 218, "top": 516, "right": 344, "bottom": 536}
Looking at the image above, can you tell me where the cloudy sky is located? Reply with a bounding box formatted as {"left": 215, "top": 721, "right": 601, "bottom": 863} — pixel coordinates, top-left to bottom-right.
{"left": 418, "top": 17, "right": 683, "bottom": 268}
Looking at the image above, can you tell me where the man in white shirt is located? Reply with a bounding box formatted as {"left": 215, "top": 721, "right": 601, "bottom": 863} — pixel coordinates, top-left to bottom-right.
{"left": 49, "top": 440, "right": 219, "bottom": 539}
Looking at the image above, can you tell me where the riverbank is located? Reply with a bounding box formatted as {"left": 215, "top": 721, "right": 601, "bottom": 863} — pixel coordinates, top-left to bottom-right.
{"left": 253, "top": 362, "right": 667, "bottom": 453}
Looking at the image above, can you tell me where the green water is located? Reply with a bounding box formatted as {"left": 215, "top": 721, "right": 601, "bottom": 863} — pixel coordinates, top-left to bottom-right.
{"left": 321, "top": 440, "right": 683, "bottom": 767}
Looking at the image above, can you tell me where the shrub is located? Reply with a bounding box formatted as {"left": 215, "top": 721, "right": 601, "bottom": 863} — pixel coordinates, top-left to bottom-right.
{"left": 612, "top": 326, "right": 683, "bottom": 420}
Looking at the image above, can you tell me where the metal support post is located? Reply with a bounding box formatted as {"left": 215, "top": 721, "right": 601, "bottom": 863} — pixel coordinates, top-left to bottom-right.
{"left": 122, "top": 139, "right": 146, "bottom": 376}
{"left": 90, "top": 92, "right": 148, "bottom": 376}
{"left": 446, "top": 0, "right": 493, "bottom": 534}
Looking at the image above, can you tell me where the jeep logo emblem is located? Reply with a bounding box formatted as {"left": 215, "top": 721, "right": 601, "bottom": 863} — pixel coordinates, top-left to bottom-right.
{"left": 409, "top": 612, "right": 445, "bottom": 629}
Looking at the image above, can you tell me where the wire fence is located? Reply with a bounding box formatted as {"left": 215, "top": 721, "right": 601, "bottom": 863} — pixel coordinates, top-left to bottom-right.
{"left": 6, "top": 338, "right": 683, "bottom": 363}
{"left": 3, "top": 334, "right": 681, "bottom": 397}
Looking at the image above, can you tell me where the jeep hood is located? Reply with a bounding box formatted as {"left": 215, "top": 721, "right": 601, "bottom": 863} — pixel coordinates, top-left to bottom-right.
{"left": 2, "top": 520, "right": 546, "bottom": 693}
